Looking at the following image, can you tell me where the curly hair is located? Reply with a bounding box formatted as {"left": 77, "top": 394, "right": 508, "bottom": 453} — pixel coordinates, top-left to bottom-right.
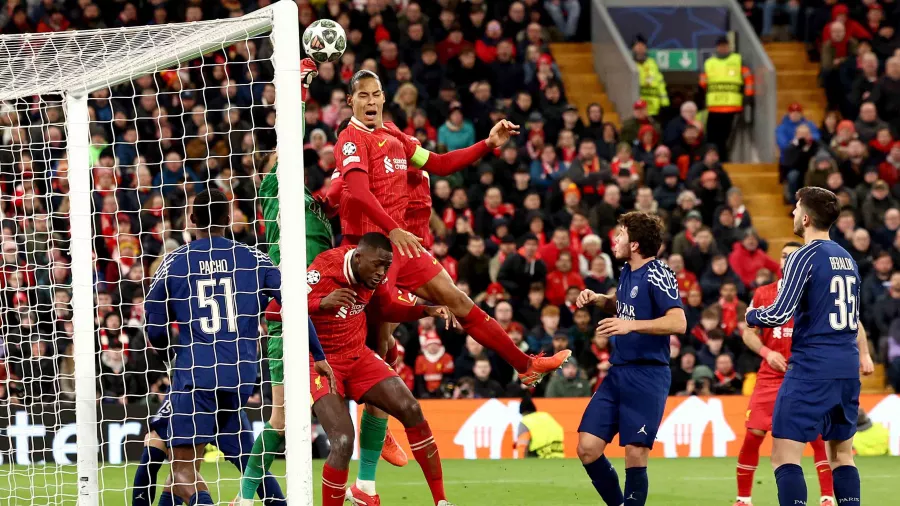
{"left": 618, "top": 211, "right": 665, "bottom": 258}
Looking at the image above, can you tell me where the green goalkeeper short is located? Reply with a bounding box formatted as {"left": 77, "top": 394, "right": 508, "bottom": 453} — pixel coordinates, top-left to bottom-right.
{"left": 266, "top": 235, "right": 331, "bottom": 386}
{"left": 267, "top": 321, "right": 285, "bottom": 385}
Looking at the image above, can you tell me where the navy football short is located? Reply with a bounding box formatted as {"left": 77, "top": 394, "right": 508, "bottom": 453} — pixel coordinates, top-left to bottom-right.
{"left": 162, "top": 388, "right": 254, "bottom": 456}
{"left": 772, "top": 376, "right": 860, "bottom": 443}
{"left": 578, "top": 365, "right": 671, "bottom": 448}
{"left": 148, "top": 394, "right": 173, "bottom": 440}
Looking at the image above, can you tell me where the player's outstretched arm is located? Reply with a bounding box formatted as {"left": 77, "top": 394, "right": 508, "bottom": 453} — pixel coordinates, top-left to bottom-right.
{"left": 742, "top": 325, "right": 787, "bottom": 372}
{"left": 596, "top": 307, "right": 687, "bottom": 339}
{"left": 381, "top": 120, "right": 519, "bottom": 175}
{"left": 576, "top": 289, "right": 616, "bottom": 314}
{"left": 746, "top": 246, "right": 813, "bottom": 328}
{"left": 857, "top": 324, "right": 875, "bottom": 375}
{"left": 343, "top": 169, "right": 425, "bottom": 257}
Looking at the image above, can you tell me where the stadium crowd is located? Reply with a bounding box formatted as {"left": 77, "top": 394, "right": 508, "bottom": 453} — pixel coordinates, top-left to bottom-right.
{"left": 0, "top": 0, "right": 895, "bottom": 410}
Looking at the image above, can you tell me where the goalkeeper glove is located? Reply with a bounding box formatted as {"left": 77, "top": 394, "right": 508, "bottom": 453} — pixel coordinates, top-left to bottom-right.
{"left": 300, "top": 57, "right": 318, "bottom": 103}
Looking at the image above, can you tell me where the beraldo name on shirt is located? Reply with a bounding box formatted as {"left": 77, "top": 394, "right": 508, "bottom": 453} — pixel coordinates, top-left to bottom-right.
{"left": 829, "top": 257, "right": 855, "bottom": 271}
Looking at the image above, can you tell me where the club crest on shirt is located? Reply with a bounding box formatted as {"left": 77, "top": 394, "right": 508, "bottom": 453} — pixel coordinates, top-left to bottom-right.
{"left": 630, "top": 286, "right": 639, "bottom": 298}
{"left": 342, "top": 142, "right": 357, "bottom": 156}
{"left": 307, "top": 270, "right": 321, "bottom": 285}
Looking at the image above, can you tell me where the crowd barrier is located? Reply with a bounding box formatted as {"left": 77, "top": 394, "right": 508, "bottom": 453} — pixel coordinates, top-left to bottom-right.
{"left": 2, "top": 395, "right": 897, "bottom": 464}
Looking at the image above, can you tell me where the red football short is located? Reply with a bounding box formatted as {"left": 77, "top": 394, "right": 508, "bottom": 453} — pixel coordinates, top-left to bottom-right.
{"left": 387, "top": 244, "right": 444, "bottom": 293}
{"left": 745, "top": 378, "right": 782, "bottom": 431}
{"left": 309, "top": 349, "right": 398, "bottom": 403}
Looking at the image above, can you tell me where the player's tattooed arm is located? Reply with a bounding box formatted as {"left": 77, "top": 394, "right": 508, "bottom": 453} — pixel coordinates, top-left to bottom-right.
{"left": 857, "top": 324, "right": 875, "bottom": 376}
{"left": 742, "top": 325, "right": 787, "bottom": 372}
{"left": 576, "top": 289, "right": 616, "bottom": 314}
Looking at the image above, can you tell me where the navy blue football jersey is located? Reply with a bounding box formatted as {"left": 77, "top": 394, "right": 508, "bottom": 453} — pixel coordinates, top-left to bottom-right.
{"left": 144, "top": 236, "right": 281, "bottom": 395}
{"left": 746, "top": 239, "right": 860, "bottom": 380}
{"left": 611, "top": 259, "right": 683, "bottom": 365}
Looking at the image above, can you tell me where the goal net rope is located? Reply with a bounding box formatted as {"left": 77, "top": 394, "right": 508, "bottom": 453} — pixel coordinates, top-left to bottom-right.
{"left": 0, "top": 2, "right": 311, "bottom": 504}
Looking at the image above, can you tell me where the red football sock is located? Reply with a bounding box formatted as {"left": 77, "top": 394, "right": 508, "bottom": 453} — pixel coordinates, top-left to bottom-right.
{"left": 460, "top": 305, "right": 530, "bottom": 373}
{"left": 321, "top": 464, "right": 348, "bottom": 506}
{"left": 811, "top": 436, "right": 834, "bottom": 498}
{"left": 736, "top": 431, "right": 765, "bottom": 499}
{"left": 405, "top": 420, "right": 446, "bottom": 505}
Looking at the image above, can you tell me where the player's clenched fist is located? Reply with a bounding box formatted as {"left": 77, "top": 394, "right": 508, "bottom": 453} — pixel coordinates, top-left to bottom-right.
{"left": 576, "top": 289, "right": 600, "bottom": 308}
{"left": 320, "top": 288, "right": 357, "bottom": 310}
{"left": 314, "top": 359, "right": 337, "bottom": 394}
{"left": 423, "top": 305, "right": 452, "bottom": 323}
{"left": 860, "top": 352, "right": 875, "bottom": 375}
{"left": 389, "top": 227, "right": 425, "bottom": 258}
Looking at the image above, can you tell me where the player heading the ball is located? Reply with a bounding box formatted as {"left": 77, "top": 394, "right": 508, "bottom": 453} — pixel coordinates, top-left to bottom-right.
{"left": 333, "top": 69, "right": 571, "bottom": 387}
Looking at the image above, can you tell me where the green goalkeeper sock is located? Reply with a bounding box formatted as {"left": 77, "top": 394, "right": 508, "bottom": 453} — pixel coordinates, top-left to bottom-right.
{"left": 357, "top": 411, "right": 388, "bottom": 494}
{"left": 240, "top": 423, "right": 284, "bottom": 500}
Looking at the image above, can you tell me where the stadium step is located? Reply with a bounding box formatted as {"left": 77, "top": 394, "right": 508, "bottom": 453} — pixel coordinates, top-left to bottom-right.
{"left": 765, "top": 42, "right": 827, "bottom": 127}
{"left": 862, "top": 364, "right": 887, "bottom": 394}
{"left": 550, "top": 42, "right": 620, "bottom": 127}
{"left": 725, "top": 163, "right": 796, "bottom": 259}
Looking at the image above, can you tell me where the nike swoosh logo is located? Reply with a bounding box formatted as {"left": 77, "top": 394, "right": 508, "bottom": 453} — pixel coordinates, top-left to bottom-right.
{"left": 331, "top": 493, "right": 346, "bottom": 499}
{"left": 378, "top": 140, "right": 387, "bottom": 147}
{"left": 427, "top": 449, "right": 438, "bottom": 459}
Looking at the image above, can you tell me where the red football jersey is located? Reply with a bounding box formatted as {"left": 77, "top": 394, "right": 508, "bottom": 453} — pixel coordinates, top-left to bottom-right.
{"left": 406, "top": 171, "right": 433, "bottom": 247}
{"left": 334, "top": 117, "right": 418, "bottom": 237}
{"left": 307, "top": 245, "right": 392, "bottom": 357}
{"left": 415, "top": 351, "right": 455, "bottom": 392}
{"left": 752, "top": 281, "right": 794, "bottom": 380}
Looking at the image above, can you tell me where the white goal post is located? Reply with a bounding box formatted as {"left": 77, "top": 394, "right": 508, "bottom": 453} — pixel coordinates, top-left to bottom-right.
{"left": 0, "top": 1, "right": 311, "bottom": 504}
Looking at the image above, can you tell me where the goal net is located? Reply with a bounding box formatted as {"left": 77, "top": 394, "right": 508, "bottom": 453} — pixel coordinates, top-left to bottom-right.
{"left": 0, "top": 2, "right": 311, "bottom": 505}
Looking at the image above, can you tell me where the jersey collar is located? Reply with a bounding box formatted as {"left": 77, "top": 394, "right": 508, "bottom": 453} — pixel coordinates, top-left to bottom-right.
{"left": 350, "top": 116, "right": 374, "bottom": 133}
{"left": 343, "top": 248, "right": 359, "bottom": 285}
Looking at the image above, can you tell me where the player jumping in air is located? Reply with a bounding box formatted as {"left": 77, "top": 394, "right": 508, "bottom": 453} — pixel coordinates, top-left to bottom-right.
{"left": 746, "top": 187, "right": 869, "bottom": 506}
{"left": 333, "top": 69, "right": 570, "bottom": 387}
{"left": 575, "top": 212, "right": 687, "bottom": 506}
{"left": 344, "top": 102, "right": 530, "bottom": 505}
{"left": 734, "top": 241, "right": 839, "bottom": 506}
{"left": 142, "top": 189, "right": 331, "bottom": 506}
{"left": 300, "top": 232, "right": 455, "bottom": 506}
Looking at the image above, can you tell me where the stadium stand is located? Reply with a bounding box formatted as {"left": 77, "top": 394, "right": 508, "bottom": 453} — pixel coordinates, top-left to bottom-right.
{"left": 0, "top": 0, "right": 894, "bottom": 415}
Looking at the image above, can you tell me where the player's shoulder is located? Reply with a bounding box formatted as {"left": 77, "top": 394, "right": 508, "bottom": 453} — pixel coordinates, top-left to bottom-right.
{"left": 155, "top": 242, "right": 191, "bottom": 275}
{"left": 232, "top": 240, "right": 274, "bottom": 266}
{"left": 645, "top": 259, "right": 680, "bottom": 300}
{"left": 310, "top": 245, "right": 352, "bottom": 271}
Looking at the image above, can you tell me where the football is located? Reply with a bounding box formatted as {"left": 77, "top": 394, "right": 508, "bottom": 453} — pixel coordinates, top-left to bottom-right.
{"left": 302, "top": 19, "right": 346, "bottom": 64}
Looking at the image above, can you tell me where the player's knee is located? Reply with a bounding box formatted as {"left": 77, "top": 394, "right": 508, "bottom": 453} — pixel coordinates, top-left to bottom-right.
{"left": 329, "top": 432, "right": 355, "bottom": 462}
{"left": 624, "top": 445, "right": 649, "bottom": 468}
{"left": 441, "top": 284, "right": 472, "bottom": 315}
{"left": 396, "top": 398, "right": 425, "bottom": 427}
{"left": 749, "top": 429, "right": 766, "bottom": 437}
{"left": 576, "top": 440, "right": 602, "bottom": 464}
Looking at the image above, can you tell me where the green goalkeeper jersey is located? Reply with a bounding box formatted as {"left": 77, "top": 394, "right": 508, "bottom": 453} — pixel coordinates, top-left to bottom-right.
{"left": 259, "top": 162, "right": 333, "bottom": 267}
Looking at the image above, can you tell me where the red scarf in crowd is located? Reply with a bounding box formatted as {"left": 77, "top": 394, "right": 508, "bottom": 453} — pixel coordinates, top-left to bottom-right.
{"left": 718, "top": 297, "right": 739, "bottom": 335}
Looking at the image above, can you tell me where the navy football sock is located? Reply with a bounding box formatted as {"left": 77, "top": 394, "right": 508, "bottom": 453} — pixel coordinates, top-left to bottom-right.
{"left": 584, "top": 455, "right": 625, "bottom": 506}
{"left": 624, "top": 467, "right": 648, "bottom": 505}
{"left": 132, "top": 446, "right": 167, "bottom": 506}
{"left": 189, "top": 491, "right": 214, "bottom": 505}
{"left": 775, "top": 464, "right": 807, "bottom": 506}
{"left": 832, "top": 465, "right": 860, "bottom": 505}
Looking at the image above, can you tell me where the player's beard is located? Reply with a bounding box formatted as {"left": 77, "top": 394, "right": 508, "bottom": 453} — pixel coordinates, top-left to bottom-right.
{"left": 792, "top": 213, "right": 804, "bottom": 238}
